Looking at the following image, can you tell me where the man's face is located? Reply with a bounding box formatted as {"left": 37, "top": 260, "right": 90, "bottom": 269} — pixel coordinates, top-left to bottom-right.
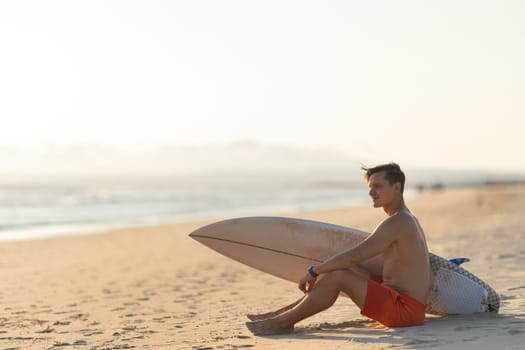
{"left": 367, "top": 171, "right": 398, "bottom": 208}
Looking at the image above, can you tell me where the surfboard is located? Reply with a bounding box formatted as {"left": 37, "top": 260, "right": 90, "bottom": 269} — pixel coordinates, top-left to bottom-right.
{"left": 189, "top": 216, "right": 500, "bottom": 315}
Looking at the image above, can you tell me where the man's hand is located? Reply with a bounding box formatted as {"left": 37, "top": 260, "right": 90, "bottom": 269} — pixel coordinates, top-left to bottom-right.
{"left": 298, "top": 272, "right": 317, "bottom": 294}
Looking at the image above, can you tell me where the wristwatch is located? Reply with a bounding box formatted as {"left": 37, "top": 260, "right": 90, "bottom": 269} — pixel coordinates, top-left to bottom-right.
{"left": 307, "top": 265, "right": 319, "bottom": 278}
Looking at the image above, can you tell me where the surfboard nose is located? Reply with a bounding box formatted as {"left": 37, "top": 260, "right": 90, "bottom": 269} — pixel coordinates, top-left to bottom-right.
{"left": 189, "top": 217, "right": 262, "bottom": 240}
{"left": 188, "top": 222, "right": 213, "bottom": 240}
{"left": 188, "top": 218, "right": 235, "bottom": 240}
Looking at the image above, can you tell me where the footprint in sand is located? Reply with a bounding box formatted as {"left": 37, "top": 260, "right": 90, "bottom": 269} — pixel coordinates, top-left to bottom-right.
{"left": 81, "top": 328, "right": 104, "bottom": 336}
{"left": 11, "top": 310, "right": 28, "bottom": 315}
{"left": 142, "top": 289, "right": 157, "bottom": 297}
{"left": 111, "top": 306, "right": 126, "bottom": 312}
{"left": 69, "top": 313, "right": 90, "bottom": 321}
{"left": 35, "top": 325, "right": 55, "bottom": 333}
{"left": 123, "top": 301, "right": 139, "bottom": 306}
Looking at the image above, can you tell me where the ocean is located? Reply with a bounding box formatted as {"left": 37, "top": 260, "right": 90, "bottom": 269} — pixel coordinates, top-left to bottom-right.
{"left": 0, "top": 173, "right": 373, "bottom": 242}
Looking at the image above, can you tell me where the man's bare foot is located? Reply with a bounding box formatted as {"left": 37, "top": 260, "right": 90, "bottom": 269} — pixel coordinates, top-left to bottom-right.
{"left": 245, "top": 318, "right": 294, "bottom": 336}
{"left": 246, "top": 297, "right": 304, "bottom": 321}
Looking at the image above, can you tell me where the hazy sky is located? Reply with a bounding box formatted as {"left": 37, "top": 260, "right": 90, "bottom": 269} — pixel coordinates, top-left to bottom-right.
{"left": 1, "top": 1, "right": 524, "bottom": 173}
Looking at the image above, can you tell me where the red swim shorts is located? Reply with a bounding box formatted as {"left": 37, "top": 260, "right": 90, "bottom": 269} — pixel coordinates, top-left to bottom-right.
{"left": 360, "top": 275, "right": 426, "bottom": 327}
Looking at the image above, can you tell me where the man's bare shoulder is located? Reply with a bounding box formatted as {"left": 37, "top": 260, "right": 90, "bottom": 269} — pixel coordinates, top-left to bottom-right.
{"left": 377, "top": 211, "right": 420, "bottom": 235}
{"left": 393, "top": 210, "right": 419, "bottom": 222}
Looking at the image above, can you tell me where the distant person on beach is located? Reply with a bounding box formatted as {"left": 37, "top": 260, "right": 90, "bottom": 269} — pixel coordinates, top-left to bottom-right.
{"left": 246, "top": 162, "right": 431, "bottom": 335}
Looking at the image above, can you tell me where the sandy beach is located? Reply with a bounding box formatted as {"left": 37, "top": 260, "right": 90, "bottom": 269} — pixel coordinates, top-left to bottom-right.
{"left": 1, "top": 184, "right": 524, "bottom": 349}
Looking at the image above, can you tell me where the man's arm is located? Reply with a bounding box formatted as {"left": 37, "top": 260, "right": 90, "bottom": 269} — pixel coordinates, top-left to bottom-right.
{"left": 298, "top": 216, "right": 402, "bottom": 293}
{"left": 314, "top": 215, "right": 403, "bottom": 275}
{"left": 315, "top": 220, "right": 398, "bottom": 274}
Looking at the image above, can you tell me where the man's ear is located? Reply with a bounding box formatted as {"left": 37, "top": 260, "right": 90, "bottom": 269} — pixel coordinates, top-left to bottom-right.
{"left": 394, "top": 182, "right": 401, "bottom": 192}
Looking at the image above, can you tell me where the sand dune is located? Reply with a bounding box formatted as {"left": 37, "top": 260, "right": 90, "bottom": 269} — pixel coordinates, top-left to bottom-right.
{"left": 0, "top": 185, "right": 524, "bottom": 349}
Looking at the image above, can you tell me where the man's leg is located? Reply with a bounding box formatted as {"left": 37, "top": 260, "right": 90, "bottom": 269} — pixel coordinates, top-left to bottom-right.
{"left": 247, "top": 296, "right": 305, "bottom": 321}
{"left": 246, "top": 269, "right": 369, "bottom": 335}
{"left": 248, "top": 261, "right": 379, "bottom": 321}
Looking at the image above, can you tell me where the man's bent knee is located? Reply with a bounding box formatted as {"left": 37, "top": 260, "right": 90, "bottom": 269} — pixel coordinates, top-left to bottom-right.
{"left": 318, "top": 269, "right": 368, "bottom": 305}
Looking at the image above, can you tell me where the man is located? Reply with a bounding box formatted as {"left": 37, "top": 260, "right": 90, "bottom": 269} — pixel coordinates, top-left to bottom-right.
{"left": 246, "top": 163, "right": 431, "bottom": 335}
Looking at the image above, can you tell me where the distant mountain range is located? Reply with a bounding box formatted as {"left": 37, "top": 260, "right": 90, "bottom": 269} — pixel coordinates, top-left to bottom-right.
{"left": 0, "top": 142, "right": 357, "bottom": 178}
{"left": 1, "top": 142, "right": 523, "bottom": 186}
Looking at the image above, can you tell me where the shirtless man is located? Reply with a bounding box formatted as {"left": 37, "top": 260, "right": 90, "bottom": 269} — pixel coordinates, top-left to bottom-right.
{"left": 246, "top": 163, "right": 431, "bottom": 335}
